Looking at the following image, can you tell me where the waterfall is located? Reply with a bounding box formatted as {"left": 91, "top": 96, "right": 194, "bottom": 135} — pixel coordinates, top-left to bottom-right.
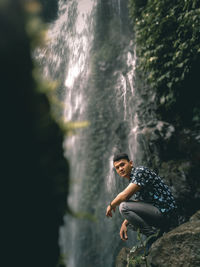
{"left": 36, "top": 0, "right": 140, "bottom": 266}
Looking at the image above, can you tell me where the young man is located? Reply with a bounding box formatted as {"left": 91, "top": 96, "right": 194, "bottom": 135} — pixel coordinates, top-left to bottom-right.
{"left": 106, "top": 153, "right": 177, "bottom": 248}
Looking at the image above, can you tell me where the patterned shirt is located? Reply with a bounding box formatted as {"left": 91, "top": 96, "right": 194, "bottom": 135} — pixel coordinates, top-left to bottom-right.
{"left": 130, "top": 166, "right": 177, "bottom": 215}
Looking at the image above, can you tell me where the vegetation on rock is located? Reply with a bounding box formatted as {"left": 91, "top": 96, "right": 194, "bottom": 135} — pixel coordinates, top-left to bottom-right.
{"left": 129, "top": 0, "right": 200, "bottom": 126}
{"left": 128, "top": 0, "right": 200, "bottom": 221}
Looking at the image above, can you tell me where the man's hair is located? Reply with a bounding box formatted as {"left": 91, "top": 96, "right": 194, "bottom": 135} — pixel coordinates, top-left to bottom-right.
{"left": 113, "top": 153, "right": 130, "bottom": 162}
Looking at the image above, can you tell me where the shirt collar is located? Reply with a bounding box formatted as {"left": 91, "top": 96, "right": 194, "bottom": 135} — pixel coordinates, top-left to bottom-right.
{"left": 129, "top": 166, "right": 135, "bottom": 181}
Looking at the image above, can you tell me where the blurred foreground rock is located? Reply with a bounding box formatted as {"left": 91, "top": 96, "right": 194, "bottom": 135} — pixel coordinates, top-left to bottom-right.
{"left": 1, "top": 1, "right": 69, "bottom": 267}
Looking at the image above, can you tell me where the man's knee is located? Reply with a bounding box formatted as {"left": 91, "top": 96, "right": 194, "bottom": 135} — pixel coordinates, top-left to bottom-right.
{"left": 119, "top": 202, "right": 128, "bottom": 215}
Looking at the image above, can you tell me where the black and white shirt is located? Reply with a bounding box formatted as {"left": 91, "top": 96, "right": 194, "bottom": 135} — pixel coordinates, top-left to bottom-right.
{"left": 130, "top": 166, "right": 177, "bottom": 215}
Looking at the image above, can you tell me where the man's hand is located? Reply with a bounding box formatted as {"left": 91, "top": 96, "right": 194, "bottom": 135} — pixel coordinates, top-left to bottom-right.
{"left": 120, "top": 221, "right": 128, "bottom": 241}
{"left": 106, "top": 204, "right": 116, "bottom": 217}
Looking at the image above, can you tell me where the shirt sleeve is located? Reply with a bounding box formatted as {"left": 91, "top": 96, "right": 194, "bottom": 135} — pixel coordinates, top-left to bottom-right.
{"left": 130, "top": 167, "right": 148, "bottom": 187}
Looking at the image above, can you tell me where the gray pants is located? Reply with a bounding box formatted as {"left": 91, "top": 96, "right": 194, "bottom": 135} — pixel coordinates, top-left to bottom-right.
{"left": 119, "top": 200, "right": 168, "bottom": 237}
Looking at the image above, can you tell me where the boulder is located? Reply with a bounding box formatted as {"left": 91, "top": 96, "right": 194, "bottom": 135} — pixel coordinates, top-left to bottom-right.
{"left": 115, "top": 247, "right": 130, "bottom": 267}
{"left": 147, "top": 210, "right": 200, "bottom": 267}
{"left": 117, "top": 211, "right": 200, "bottom": 267}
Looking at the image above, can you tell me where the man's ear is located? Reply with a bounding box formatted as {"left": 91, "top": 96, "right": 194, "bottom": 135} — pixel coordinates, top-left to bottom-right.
{"left": 130, "top": 160, "right": 133, "bottom": 167}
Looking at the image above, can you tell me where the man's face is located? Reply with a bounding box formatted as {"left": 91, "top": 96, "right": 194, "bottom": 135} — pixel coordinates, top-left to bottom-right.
{"left": 113, "top": 159, "right": 133, "bottom": 179}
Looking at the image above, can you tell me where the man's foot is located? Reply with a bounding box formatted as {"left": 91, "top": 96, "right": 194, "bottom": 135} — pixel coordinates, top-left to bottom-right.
{"left": 144, "top": 230, "right": 164, "bottom": 255}
{"left": 130, "top": 243, "right": 149, "bottom": 256}
{"left": 130, "top": 230, "right": 163, "bottom": 256}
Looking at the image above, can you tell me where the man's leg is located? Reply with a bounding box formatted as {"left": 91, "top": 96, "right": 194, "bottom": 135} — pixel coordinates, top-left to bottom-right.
{"left": 119, "top": 200, "right": 167, "bottom": 237}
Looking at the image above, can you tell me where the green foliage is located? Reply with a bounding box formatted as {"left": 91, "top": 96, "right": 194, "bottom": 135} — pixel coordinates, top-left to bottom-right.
{"left": 128, "top": 229, "right": 160, "bottom": 266}
{"left": 128, "top": 255, "right": 145, "bottom": 267}
{"left": 128, "top": 230, "right": 148, "bottom": 267}
{"left": 129, "top": 0, "right": 200, "bottom": 119}
{"left": 56, "top": 254, "right": 67, "bottom": 267}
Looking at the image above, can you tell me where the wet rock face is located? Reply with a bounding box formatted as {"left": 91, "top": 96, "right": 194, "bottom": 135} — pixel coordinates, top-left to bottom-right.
{"left": 115, "top": 247, "right": 130, "bottom": 267}
{"left": 136, "top": 121, "right": 175, "bottom": 166}
{"left": 147, "top": 210, "right": 200, "bottom": 267}
{"left": 159, "top": 160, "right": 200, "bottom": 222}
{"left": 136, "top": 120, "right": 200, "bottom": 222}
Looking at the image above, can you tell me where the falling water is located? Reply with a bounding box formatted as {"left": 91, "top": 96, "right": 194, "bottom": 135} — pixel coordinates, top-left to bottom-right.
{"left": 36, "top": 0, "right": 141, "bottom": 266}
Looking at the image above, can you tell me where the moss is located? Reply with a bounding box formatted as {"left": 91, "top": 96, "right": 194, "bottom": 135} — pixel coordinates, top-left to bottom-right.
{"left": 128, "top": 0, "right": 200, "bottom": 126}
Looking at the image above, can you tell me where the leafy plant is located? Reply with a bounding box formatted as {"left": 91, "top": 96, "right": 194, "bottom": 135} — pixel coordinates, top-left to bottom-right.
{"left": 129, "top": 0, "right": 200, "bottom": 123}
{"left": 128, "top": 228, "right": 160, "bottom": 266}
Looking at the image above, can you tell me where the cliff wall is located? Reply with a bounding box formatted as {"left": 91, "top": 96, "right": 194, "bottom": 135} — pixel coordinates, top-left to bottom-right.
{"left": 116, "top": 1, "right": 200, "bottom": 266}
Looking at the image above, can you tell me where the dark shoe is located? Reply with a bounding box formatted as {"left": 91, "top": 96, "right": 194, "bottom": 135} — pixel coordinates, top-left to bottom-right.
{"left": 144, "top": 230, "right": 163, "bottom": 255}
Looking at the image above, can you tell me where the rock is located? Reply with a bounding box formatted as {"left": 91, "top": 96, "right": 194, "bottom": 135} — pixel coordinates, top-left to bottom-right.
{"left": 135, "top": 120, "right": 176, "bottom": 166}
{"left": 139, "top": 121, "right": 175, "bottom": 145}
{"left": 177, "top": 128, "right": 200, "bottom": 165}
{"left": 127, "top": 247, "right": 148, "bottom": 267}
{"left": 39, "top": 0, "right": 58, "bottom": 22}
{"left": 147, "top": 210, "right": 200, "bottom": 267}
{"left": 189, "top": 210, "right": 200, "bottom": 222}
{"left": 159, "top": 159, "right": 200, "bottom": 222}
{"left": 1, "top": 2, "right": 69, "bottom": 267}
{"left": 115, "top": 247, "right": 130, "bottom": 267}
{"left": 136, "top": 120, "right": 200, "bottom": 222}
{"left": 116, "top": 245, "right": 151, "bottom": 267}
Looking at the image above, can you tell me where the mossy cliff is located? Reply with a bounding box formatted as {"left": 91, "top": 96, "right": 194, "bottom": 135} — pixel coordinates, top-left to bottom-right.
{"left": 1, "top": 1, "right": 69, "bottom": 267}
{"left": 128, "top": 0, "right": 200, "bottom": 220}
{"left": 129, "top": 0, "right": 200, "bottom": 222}
{"left": 116, "top": 1, "right": 200, "bottom": 266}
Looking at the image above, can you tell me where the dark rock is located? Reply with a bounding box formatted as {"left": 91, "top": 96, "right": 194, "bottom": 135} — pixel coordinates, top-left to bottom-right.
{"left": 39, "top": 0, "right": 58, "bottom": 22}
{"left": 116, "top": 247, "right": 130, "bottom": 267}
{"left": 135, "top": 120, "right": 176, "bottom": 166}
{"left": 177, "top": 128, "right": 200, "bottom": 165}
{"left": 116, "top": 246, "right": 149, "bottom": 267}
{"left": 189, "top": 210, "right": 200, "bottom": 222}
{"left": 128, "top": 247, "right": 148, "bottom": 267}
{"left": 1, "top": 1, "right": 69, "bottom": 267}
{"left": 136, "top": 120, "right": 200, "bottom": 222}
{"left": 159, "top": 159, "right": 200, "bottom": 222}
{"left": 147, "top": 210, "right": 200, "bottom": 267}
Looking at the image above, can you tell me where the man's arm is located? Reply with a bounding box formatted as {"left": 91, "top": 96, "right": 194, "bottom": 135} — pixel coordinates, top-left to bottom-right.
{"left": 106, "top": 183, "right": 140, "bottom": 217}
{"left": 110, "top": 183, "right": 140, "bottom": 208}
